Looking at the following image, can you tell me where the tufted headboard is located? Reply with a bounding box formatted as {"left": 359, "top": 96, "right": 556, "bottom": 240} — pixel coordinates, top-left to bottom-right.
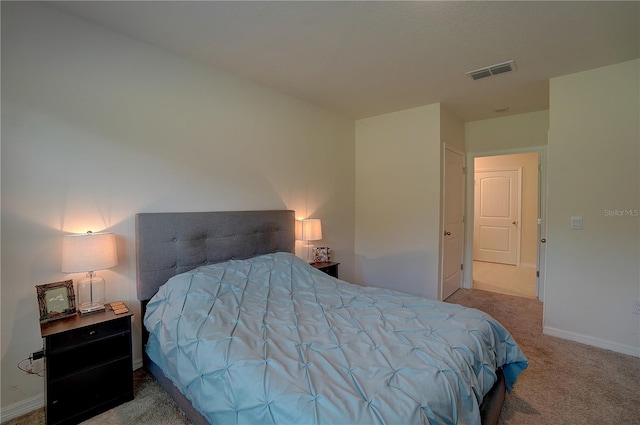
{"left": 135, "top": 210, "right": 295, "bottom": 302}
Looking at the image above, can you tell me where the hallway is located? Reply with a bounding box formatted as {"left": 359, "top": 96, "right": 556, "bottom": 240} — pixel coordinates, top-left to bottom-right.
{"left": 472, "top": 260, "right": 537, "bottom": 298}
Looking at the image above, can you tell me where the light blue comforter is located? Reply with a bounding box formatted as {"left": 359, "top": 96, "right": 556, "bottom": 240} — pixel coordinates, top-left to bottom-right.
{"left": 144, "top": 252, "right": 528, "bottom": 425}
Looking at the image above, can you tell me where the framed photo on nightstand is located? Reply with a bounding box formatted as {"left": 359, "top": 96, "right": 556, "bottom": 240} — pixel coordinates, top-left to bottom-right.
{"left": 36, "top": 280, "right": 77, "bottom": 323}
{"left": 314, "top": 246, "right": 330, "bottom": 263}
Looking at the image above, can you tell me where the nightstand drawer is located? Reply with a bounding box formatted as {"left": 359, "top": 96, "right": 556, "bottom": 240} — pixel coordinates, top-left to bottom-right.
{"left": 47, "top": 331, "right": 130, "bottom": 380}
{"left": 47, "top": 317, "right": 130, "bottom": 352}
{"left": 48, "top": 357, "right": 133, "bottom": 425}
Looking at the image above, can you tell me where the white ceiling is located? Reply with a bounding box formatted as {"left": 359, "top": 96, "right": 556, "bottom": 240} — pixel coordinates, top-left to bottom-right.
{"left": 50, "top": 1, "right": 639, "bottom": 122}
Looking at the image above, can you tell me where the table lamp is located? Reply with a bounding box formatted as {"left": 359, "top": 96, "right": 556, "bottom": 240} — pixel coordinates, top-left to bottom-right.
{"left": 62, "top": 231, "right": 118, "bottom": 315}
{"left": 298, "top": 218, "right": 322, "bottom": 263}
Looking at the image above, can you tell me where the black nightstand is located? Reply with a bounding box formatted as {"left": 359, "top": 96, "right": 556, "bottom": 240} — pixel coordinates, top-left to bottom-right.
{"left": 40, "top": 304, "right": 134, "bottom": 425}
{"left": 312, "top": 262, "right": 340, "bottom": 278}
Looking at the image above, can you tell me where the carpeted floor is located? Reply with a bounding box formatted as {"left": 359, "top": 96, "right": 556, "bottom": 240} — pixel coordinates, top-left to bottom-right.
{"left": 447, "top": 289, "right": 640, "bottom": 425}
{"left": 6, "top": 288, "right": 639, "bottom": 424}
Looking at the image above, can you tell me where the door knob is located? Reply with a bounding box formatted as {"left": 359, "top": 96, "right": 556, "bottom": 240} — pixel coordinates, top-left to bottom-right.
{"left": 512, "top": 221, "right": 518, "bottom": 225}
{"left": 444, "top": 231, "right": 451, "bottom": 236}
{"left": 541, "top": 238, "right": 546, "bottom": 243}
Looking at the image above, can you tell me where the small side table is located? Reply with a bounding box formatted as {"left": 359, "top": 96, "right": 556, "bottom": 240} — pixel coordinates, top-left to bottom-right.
{"left": 40, "top": 303, "right": 134, "bottom": 425}
{"left": 312, "top": 261, "right": 340, "bottom": 278}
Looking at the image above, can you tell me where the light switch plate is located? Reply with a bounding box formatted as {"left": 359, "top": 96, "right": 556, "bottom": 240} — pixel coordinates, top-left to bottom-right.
{"left": 571, "top": 216, "right": 583, "bottom": 230}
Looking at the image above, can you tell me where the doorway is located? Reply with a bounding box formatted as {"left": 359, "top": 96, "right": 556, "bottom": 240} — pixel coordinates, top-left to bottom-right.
{"left": 472, "top": 152, "right": 540, "bottom": 299}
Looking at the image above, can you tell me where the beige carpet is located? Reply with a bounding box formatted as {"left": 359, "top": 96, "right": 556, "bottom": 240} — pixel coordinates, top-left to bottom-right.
{"left": 7, "top": 289, "right": 639, "bottom": 424}
{"left": 447, "top": 289, "right": 640, "bottom": 425}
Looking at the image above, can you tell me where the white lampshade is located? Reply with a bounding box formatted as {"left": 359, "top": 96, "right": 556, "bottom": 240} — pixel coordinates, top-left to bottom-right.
{"left": 62, "top": 231, "right": 118, "bottom": 314}
{"left": 300, "top": 219, "right": 322, "bottom": 242}
{"left": 297, "top": 219, "right": 323, "bottom": 264}
{"left": 62, "top": 232, "right": 118, "bottom": 273}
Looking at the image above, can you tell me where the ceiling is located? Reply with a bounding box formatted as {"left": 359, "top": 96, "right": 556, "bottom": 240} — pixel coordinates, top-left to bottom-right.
{"left": 50, "top": 1, "right": 639, "bottom": 122}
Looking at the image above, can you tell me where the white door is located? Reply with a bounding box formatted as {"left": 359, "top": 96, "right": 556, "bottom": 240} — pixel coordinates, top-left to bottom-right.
{"left": 442, "top": 147, "right": 465, "bottom": 300}
{"left": 536, "top": 151, "right": 546, "bottom": 301}
{"left": 474, "top": 169, "right": 521, "bottom": 265}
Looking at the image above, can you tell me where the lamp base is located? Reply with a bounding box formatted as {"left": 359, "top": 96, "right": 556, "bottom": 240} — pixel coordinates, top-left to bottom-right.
{"left": 305, "top": 243, "right": 316, "bottom": 264}
{"left": 79, "top": 303, "right": 106, "bottom": 315}
{"left": 78, "top": 273, "right": 106, "bottom": 315}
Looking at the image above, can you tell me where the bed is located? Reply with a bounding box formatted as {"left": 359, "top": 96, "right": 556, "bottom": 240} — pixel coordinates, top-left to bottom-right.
{"left": 136, "top": 210, "right": 528, "bottom": 425}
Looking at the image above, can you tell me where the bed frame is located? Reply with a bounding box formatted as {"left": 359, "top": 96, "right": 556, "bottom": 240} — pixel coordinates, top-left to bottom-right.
{"left": 136, "top": 210, "right": 505, "bottom": 425}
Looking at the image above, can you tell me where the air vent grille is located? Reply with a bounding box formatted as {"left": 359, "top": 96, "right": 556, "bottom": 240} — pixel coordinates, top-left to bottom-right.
{"left": 466, "top": 60, "right": 517, "bottom": 80}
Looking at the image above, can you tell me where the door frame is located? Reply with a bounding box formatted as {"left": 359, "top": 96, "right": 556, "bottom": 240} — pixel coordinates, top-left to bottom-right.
{"left": 463, "top": 145, "right": 548, "bottom": 301}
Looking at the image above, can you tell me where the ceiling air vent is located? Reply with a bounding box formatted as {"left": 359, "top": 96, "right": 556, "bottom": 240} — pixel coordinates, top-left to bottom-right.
{"left": 465, "top": 60, "right": 517, "bottom": 81}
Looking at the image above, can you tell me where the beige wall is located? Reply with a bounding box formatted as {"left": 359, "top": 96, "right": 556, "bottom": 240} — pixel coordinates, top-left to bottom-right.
{"left": 355, "top": 104, "right": 442, "bottom": 299}
{"left": 440, "top": 107, "right": 465, "bottom": 152}
{"left": 545, "top": 59, "right": 639, "bottom": 355}
{"left": 1, "top": 2, "right": 355, "bottom": 411}
{"left": 475, "top": 153, "right": 539, "bottom": 267}
{"left": 466, "top": 110, "right": 549, "bottom": 153}
{"left": 354, "top": 105, "right": 463, "bottom": 300}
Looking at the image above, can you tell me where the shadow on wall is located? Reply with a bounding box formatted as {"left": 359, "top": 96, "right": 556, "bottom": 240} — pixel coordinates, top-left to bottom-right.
{"left": 355, "top": 251, "right": 438, "bottom": 299}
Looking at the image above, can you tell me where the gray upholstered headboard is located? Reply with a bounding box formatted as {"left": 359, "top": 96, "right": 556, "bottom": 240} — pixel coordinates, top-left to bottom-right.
{"left": 135, "top": 210, "right": 295, "bottom": 302}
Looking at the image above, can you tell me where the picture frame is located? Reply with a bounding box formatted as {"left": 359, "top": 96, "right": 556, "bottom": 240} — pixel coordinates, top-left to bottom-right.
{"left": 314, "top": 246, "right": 330, "bottom": 263}
{"left": 36, "top": 280, "right": 77, "bottom": 323}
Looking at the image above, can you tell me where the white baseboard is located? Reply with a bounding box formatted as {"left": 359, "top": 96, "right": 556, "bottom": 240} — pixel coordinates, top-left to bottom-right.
{"left": 0, "top": 393, "right": 44, "bottom": 423}
{"left": 543, "top": 326, "right": 640, "bottom": 357}
{"left": 133, "top": 357, "right": 144, "bottom": 370}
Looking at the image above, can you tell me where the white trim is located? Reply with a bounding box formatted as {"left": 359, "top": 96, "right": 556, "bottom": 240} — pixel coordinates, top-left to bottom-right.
{"left": 0, "top": 393, "right": 44, "bottom": 423}
{"left": 543, "top": 326, "right": 640, "bottom": 358}
{"left": 444, "top": 144, "right": 465, "bottom": 157}
{"left": 468, "top": 145, "right": 547, "bottom": 157}
{"left": 133, "top": 357, "right": 144, "bottom": 371}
